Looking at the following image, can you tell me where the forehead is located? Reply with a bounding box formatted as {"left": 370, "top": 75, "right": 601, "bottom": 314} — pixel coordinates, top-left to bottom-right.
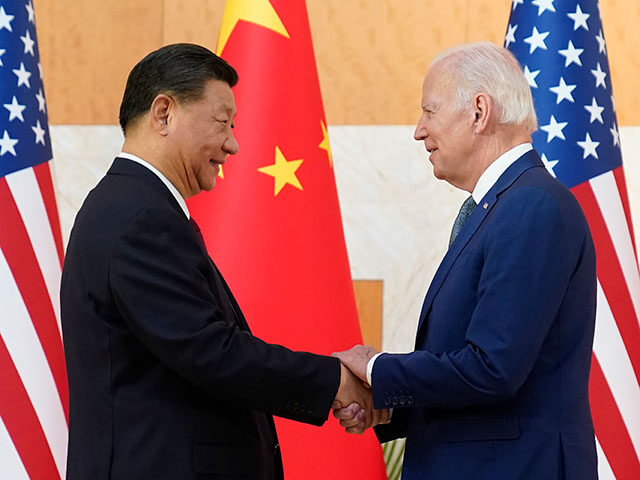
{"left": 199, "top": 79, "right": 236, "bottom": 114}
{"left": 422, "top": 65, "right": 456, "bottom": 105}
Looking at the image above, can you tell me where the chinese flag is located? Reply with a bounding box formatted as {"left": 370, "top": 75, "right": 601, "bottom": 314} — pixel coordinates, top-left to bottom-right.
{"left": 187, "top": 0, "right": 387, "bottom": 478}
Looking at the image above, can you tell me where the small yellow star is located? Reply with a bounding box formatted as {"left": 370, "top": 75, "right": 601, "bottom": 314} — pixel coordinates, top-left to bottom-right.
{"left": 318, "top": 120, "right": 333, "bottom": 168}
{"left": 216, "top": 0, "right": 290, "bottom": 56}
{"left": 258, "top": 146, "right": 303, "bottom": 196}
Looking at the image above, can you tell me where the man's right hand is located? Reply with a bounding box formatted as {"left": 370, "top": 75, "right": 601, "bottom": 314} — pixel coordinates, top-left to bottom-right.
{"left": 333, "top": 364, "right": 388, "bottom": 434}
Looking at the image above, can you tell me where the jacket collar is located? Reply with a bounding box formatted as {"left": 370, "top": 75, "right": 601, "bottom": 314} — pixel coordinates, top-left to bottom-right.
{"left": 107, "top": 157, "right": 186, "bottom": 218}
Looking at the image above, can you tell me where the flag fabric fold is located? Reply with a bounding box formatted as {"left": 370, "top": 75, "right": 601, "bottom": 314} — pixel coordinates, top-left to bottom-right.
{"left": 187, "top": 0, "right": 388, "bottom": 478}
{"left": 0, "top": 1, "right": 68, "bottom": 479}
{"left": 506, "top": 1, "right": 640, "bottom": 477}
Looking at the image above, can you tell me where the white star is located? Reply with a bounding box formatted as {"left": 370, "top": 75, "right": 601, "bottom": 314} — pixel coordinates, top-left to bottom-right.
{"left": 31, "top": 120, "right": 46, "bottom": 145}
{"left": 595, "top": 30, "right": 606, "bottom": 54}
{"left": 532, "top": 0, "right": 556, "bottom": 16}
{"left": 505, "top": 24, "right": 518, "bottom": 48}
{"left": 558, "top": 40, "right": 584, "bottom": 67}
{"left": 541, "top": 153, "right": 559, "bottom": 178}
{"left": 524, "top": 27, "right": 550, "bottom": 54}
{"left": 591, "top": 62, "right": 607, "bottom": 89}
{"left": 0, "top": 49, "right": 5, "bottom": 67}
{"left": 12, "top": 63, "right": 31, "bottom": 88}
{"left": 567, "top": 4, "right": 590, "bottom": 31}
{"left": 20, "top": 30, "right": 35, "bottom": 56}
{"left": 0, "top": 130, "right": 18, "bottom": 156}
{"left": 523, "top": 65, "right": 540, "bottom": 88}
{"left": 36, "top": 89, "right": 46, "bottom": 112}
{"left": 3, "top": 96, "right": 26, "bottom": 122}
{"left": 549, "top": 77, "right": 576, "bottom": 104}
{"left": 577, "top": 133, "right": 600, "bottom": 159}
{"left": 584, "top": 97, "right": 605, "bottom": 124}
{"left": 25, "top": 1, "right": 35, "bottom": 24}
{"left": 0, "top": 6, "right": 14, "bottom": 32}
{"left": 512, "top": 0, "right": 524, "bottom": 11}
{"left": 610, "top": 124, "right": 620, "bottom": 147}
{"left": 540, "top": 115, "right": 567, "bottom": 142}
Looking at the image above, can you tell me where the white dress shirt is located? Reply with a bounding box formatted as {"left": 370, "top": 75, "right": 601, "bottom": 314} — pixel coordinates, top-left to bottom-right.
{"left": 118, "top": 151, "right": 190, "bottom": 219}
{"left": 365, "top": 143, "right": 534, "bottom": 386}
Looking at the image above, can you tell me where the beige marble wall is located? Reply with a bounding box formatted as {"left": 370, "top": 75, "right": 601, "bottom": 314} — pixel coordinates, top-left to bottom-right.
{"left": 50, "top": 125, "right": 640, "bottom": 353}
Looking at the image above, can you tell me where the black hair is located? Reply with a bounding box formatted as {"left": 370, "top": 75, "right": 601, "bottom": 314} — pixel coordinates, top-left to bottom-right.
{"left": 118, "top": 43, "right": 238, "bottom": 133}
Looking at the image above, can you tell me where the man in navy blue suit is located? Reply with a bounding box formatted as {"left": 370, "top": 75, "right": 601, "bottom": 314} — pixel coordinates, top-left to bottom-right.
{"left": 334, "top": 43, "right": 598, "bottom": 479}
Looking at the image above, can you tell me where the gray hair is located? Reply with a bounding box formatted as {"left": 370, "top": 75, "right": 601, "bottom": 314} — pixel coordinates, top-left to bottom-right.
{"left": 431, "top": 42, "right": 537, "bottom": 132}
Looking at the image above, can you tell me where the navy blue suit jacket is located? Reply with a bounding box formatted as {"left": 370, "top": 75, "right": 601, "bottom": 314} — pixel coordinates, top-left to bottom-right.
{"left": 372, "top": 151, "right": 597, "bottom": 479}
{"left": 61, "top": 158, "right": 340, "bottom": 479}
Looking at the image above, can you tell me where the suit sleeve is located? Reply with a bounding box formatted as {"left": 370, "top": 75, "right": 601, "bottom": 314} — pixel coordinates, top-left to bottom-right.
{"left": 371, "top": 187, "right": 589, "bottom": 409}
{"left": 108, "top": 205, "right": 340, "bottom": 425}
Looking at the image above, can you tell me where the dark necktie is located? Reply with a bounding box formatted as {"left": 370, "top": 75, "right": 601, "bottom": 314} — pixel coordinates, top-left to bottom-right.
{"left": 449, "top": 195, "right": 477, "bottom": 247}
{"left": 189, "top": 217, "right": 206, "bottom": 248}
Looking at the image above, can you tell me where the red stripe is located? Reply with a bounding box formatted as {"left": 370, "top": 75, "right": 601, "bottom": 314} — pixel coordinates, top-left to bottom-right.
{"left": 589, "top": 356, "right": 640, "bottom": 478}
{"left": 0, "top": 178, "right": 69, "bottom": 420}
{"left": 572, "top": 182, "right": 640, "bottom": 384}
{"left": 613, "top": 166, "right": 637, "bottom": 256}
{"left": 0, "top": 336, "right": 60, "bottom": 479}
{"left": 33, "top": 162, "right": 64, "bottom": 267}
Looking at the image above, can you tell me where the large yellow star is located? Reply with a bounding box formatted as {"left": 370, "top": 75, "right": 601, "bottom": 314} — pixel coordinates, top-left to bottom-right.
{"left": 318, "top": 120, "right": 333, "bottom": 168}
{"left": 258, "top": 146, "right": 303, "bottom": 196}
{"left": 216, "top": 0, "right": 290, "bottom": 56}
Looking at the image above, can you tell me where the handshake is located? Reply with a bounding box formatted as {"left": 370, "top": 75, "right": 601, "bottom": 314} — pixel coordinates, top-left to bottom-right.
{"left": 331, "top": 344, "right": 391, "bottom": 434}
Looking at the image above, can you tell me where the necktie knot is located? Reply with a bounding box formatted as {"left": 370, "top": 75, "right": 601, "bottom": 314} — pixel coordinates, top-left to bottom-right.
{"left": 449, "top": 195, "right": 477, "bottom": 247}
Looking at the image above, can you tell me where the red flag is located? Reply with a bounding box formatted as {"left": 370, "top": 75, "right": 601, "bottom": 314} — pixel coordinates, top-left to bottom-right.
{"left": 188, "top": 0, "right": 387, "bottom": 478}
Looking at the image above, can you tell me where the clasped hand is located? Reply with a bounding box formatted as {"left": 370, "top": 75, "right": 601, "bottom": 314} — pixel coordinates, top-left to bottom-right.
{"left": 332, "top": 345, "right": 390, "bottom": 434}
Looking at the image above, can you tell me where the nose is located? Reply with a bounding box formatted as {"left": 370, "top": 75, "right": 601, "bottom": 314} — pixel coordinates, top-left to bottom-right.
{"left": 224, "top": 133, "right": 239, "bottom": 155}
{"left": 414, "top": 115, "right": 428, "bottom": 141}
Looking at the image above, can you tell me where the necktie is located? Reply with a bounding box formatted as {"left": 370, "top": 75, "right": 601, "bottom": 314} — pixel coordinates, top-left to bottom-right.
{"left": 189, "top": 217, "right": 206, "bottom": 248}
{"left": 449, "top": 195, "right": 477, "bottom": 247}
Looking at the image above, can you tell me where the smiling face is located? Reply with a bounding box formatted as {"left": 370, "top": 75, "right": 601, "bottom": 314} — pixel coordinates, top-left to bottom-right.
{"left": 170, "top": 79, "right": 238, "bottom": 196}
{"left": 414, "top": 66, "right": 476, "bottom": 190}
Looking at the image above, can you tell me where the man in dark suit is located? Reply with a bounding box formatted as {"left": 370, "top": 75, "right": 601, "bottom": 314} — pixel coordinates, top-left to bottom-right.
{"left": 333, "top": 43, "right": 598, "bottom": 479}
{"left": 61, "top": 43, "right": 376, "bottom": 480}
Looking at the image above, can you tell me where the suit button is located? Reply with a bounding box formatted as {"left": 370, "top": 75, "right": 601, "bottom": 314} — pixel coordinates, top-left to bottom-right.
{"left": 399, "top": 396, "right": 406, "bottom": 405}
{"left": 392, "top": 395, "right": 398, "bottom": 405}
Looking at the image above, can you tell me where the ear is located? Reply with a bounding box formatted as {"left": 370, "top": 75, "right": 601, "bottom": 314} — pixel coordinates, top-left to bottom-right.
{"left": 149, "top": 94, "right": 173, "bottom": 136}
{"left": 472, "top": 93, "right": 493, "bottom": 134}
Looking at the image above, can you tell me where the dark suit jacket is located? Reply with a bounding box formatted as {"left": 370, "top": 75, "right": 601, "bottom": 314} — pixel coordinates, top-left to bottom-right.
{"left": 373, "top": 151, "right": 597, "bottom": 479}
{"left": 61, "top": 158, "right": 341, "bottom": 479}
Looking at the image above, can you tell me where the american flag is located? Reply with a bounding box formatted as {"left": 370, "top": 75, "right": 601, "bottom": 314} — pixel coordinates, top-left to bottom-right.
{"left": 506, "top": 0, "right": 640, "bottom": 477}
{"left": 0, "top": 1, "right": 68, "bottom": 478}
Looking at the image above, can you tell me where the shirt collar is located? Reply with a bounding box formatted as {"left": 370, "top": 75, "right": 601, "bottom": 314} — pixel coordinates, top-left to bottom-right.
{"left": 118, "top": 152, "right": 190, "bottom": 218}
{"left": 472, "top": 143, "right": 533, "bottom": 204}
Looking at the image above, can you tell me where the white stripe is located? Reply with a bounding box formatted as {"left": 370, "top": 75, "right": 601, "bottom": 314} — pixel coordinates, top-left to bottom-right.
{"left": 0, "top": 248, "right": 67, "bottom": 479}
{"left": 6, "top": 165, "right": 62, "bottom": 334}
{"left": 595, "top": 436, "right": 616, "bottom": 480}
{"left": 594, "top": 280, "right": 640, "bottom": 462}
{"left": 0, "top": 416, "right": 30, "bottom": 480}
{"left": 590, "top": 171, "right": 640, "bottom": 329}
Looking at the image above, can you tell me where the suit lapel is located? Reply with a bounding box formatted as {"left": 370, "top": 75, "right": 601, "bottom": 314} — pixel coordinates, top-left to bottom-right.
{"left": 415, "top": 150, "right": 544, "bottom": 343}
{"left": 108, "top": 158, "right": 252, "bottom": 332}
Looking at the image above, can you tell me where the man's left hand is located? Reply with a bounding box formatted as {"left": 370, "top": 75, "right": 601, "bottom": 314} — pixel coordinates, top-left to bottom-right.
{"left": 332, "top": 344, "right": 379, "bottom": 384}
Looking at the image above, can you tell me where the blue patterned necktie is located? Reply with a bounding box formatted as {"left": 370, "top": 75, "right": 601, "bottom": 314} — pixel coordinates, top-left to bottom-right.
{"left": 449, "top": 195, "right": 477, "bottom": 247}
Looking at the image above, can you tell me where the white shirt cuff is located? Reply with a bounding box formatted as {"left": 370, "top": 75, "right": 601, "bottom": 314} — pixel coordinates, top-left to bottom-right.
{"left": 366, "top": 352, "right": 384, "bottom": 386}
